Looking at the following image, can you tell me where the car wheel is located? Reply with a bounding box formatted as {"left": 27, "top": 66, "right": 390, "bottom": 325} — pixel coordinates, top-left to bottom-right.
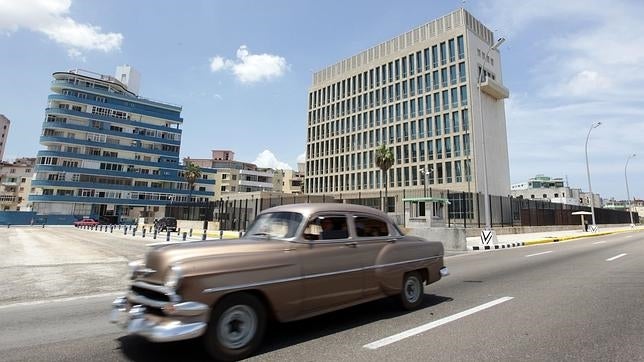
{"left": 400, "top": 271, "right": 424, "bottom": 310}
{"left": 204, "top": 292, "right": 266, "bottom": 361}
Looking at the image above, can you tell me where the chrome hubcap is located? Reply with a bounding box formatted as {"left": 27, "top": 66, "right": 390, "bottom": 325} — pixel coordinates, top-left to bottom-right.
{"left": 404, "top": 276, "right": 422, "bottom": 303}
{"left": 217, "top": 305, "right": 257, "bottom": 349}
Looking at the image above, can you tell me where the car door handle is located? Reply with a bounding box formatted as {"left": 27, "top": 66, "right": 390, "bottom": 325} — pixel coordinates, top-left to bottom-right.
{"left": 387, "top": 239, "right": 397, "bottom": 243}
{"left": 344, "top": 242, "right": 358, "bottom": 248}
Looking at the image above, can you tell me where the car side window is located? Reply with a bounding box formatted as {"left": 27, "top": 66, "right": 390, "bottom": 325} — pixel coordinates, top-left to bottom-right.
{"left": 354, "top": 216, "right": 389, "bottom": 237}
{"left": 303, "top": 215, "right": 349, "bottom": 240}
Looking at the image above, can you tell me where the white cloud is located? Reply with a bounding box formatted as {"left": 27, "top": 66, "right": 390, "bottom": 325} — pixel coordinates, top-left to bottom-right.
{"left": 0, "top": 0, "right": 122, "bottom": 57}
{"left": 209, "top": 45, "right": 288, "bottom": 83}
{"left": 296, "top": 152, "right": 306, "bottom": 163}
{"left": 254, "top": 150, "right": 292, "bottom": 170}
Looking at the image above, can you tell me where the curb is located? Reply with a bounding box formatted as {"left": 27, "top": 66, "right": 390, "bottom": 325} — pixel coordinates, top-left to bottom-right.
{"left": 471, "top": 242, "right": 525, "bottom": 251}
{"left": 469, "top": 227, "right": 643, "bottom": 251}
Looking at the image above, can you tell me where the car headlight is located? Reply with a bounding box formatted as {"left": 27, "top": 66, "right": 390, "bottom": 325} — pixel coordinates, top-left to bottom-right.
{"left": 128, "top": 260, "right": 144, "bottom": 280}
{"left": 164, "top": 265, "right": 183, "bottom": 290}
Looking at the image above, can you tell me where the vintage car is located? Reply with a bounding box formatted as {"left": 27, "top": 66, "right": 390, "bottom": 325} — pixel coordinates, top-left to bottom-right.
{"left": 73, "top": 217, "right": 100, "bottom": 227}
{"left": 111, "top": 203, "right": 448, "bottom": 360}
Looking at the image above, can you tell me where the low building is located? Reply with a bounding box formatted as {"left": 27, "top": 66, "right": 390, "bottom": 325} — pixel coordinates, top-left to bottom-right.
{"left": 511, "top": 174, "right": 601, "bottom": 208}
{"left": 0, "top": 158, "right": 35, "bottom": 211}
{"left": 272, "top": 163, "right": 305, "bottom": 194}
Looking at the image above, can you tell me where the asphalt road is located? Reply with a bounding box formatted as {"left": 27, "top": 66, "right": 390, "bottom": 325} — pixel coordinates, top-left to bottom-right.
{"left": 0, "top": 228, "right": 642, "bottom": 361}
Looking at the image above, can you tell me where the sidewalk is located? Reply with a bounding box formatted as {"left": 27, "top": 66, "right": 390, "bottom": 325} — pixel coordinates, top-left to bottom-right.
{"left": 466, "top": 225, "right": 644, "bottom": 251}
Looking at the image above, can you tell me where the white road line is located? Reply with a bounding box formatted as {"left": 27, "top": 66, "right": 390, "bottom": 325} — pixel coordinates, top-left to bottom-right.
{"left": 0, "top": 291, "right": 123, "bottom": 310}
{"left": 363, "top": 296, "right": 514, "bottom": 350}
{"left": 525, "top": 251, "right": 553, "bottom": 258}
{"left": 606, "top": 253, "right": 627, "bottom": 262}
{"left": 592, "top": 241, "right": 606, "bottom": 245}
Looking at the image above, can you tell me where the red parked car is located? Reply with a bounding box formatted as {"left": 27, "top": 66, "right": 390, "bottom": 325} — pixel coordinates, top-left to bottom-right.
{"left": 74, "top": 217, "right": 100, "bottom": 227}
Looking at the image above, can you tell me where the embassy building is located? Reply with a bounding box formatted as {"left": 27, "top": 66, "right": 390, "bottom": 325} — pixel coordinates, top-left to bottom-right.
{"left": 305, "top": 8, "right": 510, "bottom": 208}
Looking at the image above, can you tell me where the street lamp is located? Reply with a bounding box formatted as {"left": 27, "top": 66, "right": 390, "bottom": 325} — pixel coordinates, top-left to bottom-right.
{"left": 585, "top": 121, "right": 601, "bottom": 231}
{"left": 625, "top": 153, "right": 636, "bottom": 227}
{"left": 478, "top": 37, "right": 505, "bottom": 233}
{"left": 419, "top": 167, "right": 433, "bottom": 197}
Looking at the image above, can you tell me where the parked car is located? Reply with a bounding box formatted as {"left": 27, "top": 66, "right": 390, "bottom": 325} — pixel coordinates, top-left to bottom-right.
{"left": 111, "top": 203, "right": 448, "bottom": 361}
{"left": 154, "top": 217, "right": 177, "bottom": 232}
{"left": 73, "top": 217, "right": 99, "bottom": 227}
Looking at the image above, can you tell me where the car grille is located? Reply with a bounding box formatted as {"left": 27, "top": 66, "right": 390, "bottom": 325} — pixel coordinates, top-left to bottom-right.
{"left": 131, "top": 285, "right": 171, "bottom": 302}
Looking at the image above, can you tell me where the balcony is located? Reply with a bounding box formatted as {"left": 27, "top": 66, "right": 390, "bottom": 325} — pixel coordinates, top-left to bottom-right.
{"left": 480, "top": 78, "right": 510, "bottom": 99}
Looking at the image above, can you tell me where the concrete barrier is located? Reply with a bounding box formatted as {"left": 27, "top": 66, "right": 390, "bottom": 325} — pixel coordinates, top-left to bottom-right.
{"left": 406, "top": 227, "right": 467, "bottom": 251}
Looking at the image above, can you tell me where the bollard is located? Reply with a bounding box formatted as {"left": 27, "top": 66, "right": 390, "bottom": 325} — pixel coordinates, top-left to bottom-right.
{"left": 177, "top": 228, "right": 181, "bottom": 236}
{"left": 110, "top": 226, "right": 113, "bottom": 233}
{"left": 202, "top": 231, "right": 207, "bottom": 241}
{"left": 182, "top": 232, "right": 187, "bottom": 241}
{"left": 189, "top": 228, "right": 193, "bottom": 237}
{"left": 42, "top": 223, "right": 45, "bottom": 228}
{"left": 166, "top": 231, "right": 170, "bottom": 242}
{"left": 124, "top": 226, "right": 127, "bottom": 235}
{"left": 153, "top": 230, "right": 157, "bottom": 239}
{"left": 142, "top": 228, "right": 146, "bottom": 238}
{"left": 132, "top": 228, "right": 136, "bottom": 237}
{"left": 219, "top": 230, "right": 223, "bottom": 240}
{"left": 239, "top": 231, "right": 243, "bottom": 238}
{"left": 7, "top": 224, "right": 10, "bottom": 228}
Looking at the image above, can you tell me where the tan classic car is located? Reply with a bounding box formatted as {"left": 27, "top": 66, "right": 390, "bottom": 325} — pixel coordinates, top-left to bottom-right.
{"left": 111, "top": 203, "right": 448, "bottom": 360}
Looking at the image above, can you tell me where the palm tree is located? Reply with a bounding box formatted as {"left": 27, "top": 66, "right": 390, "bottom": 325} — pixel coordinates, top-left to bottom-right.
{"left": 183, "top": 160, "right": 202, "bottom": 203}
{"left": 375, "top": 144, "right": 394, "bottom": 212}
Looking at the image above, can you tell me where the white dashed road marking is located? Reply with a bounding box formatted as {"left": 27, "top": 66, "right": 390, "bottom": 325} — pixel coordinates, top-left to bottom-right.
{"left": 606, "top": 253, "right": 627, "bottom": 262}
{"left": 525, "top": 251, "right": 553, "bottom": 258}
{"left": 363, "top": 297, "right": 514, "bottom": 350}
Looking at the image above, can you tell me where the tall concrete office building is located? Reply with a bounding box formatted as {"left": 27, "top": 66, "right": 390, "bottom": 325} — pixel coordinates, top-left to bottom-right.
{"left": 0, "top": 114, "right": 9, "bottom": 161}
{"left": 305, "top": 8, "right": 510, "bottom": 202}
{"left": 30, "top": 67, "right": 215, "bottom": 222}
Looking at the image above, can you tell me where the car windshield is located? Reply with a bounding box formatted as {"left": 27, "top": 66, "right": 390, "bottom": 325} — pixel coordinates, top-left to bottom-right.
{"left": 245, "top": 212, "right": 303, "bottom": 240}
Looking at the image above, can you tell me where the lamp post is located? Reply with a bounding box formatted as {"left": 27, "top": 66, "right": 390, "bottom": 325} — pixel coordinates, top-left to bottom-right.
{"left": 625, "top": 153, "right": 636, "bottom": 227}
{"left": 419, "top": 167, "right": 433, "bottom": 198}
{"left": 478, "top": 37, "right": 505, "bottom": 233}
{"left": 585, "top": 121, "right": 601, "bottom": 231}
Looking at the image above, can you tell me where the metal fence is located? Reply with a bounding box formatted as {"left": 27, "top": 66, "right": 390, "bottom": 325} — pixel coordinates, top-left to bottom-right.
{"left": 171, "top": 190, "right": 638, "bottom": 232}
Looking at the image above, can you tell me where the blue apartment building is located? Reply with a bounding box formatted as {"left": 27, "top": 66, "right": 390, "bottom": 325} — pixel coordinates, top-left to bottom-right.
{"left": 29, "top": 67, "right": 215, "bottom": 223}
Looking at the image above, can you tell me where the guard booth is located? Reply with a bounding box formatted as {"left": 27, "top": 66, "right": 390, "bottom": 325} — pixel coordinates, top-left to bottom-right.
{"left": 402, "top": 197, "right": 451, "bottom": 228}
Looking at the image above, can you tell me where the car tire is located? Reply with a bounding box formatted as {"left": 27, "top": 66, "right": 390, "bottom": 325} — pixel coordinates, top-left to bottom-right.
{"left": 203, "top": 292, "right": 266, "bottom": 361}
{"left": 400, "top": 271, "right": 424, "bottom": 310}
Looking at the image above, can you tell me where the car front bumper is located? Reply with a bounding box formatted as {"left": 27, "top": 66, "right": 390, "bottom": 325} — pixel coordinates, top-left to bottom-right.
{"left": 110, "top": 295, "right": 208, "bottom": 342}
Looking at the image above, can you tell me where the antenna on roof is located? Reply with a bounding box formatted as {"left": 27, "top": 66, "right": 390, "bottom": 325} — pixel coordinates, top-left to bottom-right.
{"left": 565, "top": 175, "right": 569, "bottom": 187}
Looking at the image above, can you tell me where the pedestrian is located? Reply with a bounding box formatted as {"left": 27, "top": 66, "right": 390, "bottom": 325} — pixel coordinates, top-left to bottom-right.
{"left": 584, "top": 219, "right": 589, "bottom": 232}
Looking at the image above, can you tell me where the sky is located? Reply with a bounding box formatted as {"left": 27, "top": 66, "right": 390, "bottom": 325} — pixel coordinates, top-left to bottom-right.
{"left": 0, "top": 0, "right": 642, "bottom": 200}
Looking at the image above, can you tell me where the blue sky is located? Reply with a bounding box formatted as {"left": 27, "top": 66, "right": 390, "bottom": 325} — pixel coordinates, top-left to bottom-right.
{"left": 1, "top": 0, "right": 642, "bottom": 200}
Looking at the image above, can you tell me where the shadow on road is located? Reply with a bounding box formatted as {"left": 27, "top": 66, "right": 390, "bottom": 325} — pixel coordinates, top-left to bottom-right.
{"left": 117, "top": 293, "right": 452, "bottom": 361}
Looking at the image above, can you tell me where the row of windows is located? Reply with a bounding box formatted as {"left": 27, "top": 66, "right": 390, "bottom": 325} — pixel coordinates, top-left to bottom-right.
{"left": 308, "top": 70, "right": 468, "bottom": 124}
{"left": 308, "top": 109, "right": 470, "bottom": 150}
{"left": 305, "top": 160, "right": 472, "bottom": 193}
{"left": 309, "top": 35, "right": 466, "bottom": 109}
{"left": 307, "top": 135, "right": 471, "bottom": 175}
{"left": 58, "top": 76, "right": 181, "bottom": 118}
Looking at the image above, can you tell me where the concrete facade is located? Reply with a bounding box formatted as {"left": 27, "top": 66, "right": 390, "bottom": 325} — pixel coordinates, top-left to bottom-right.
{"left": 0, "top": 157, "right": 35, "bottom": 211}
{"left": 305, "top": 8, "right": 510, "bottom": 204}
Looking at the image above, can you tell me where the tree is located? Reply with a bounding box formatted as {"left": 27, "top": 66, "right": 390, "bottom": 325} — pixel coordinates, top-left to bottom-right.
{"left": 183, "top": 160, "right": 202, "bottom": 203}
{"left": 375, "top": 144, "right": 394, "bottom": 212}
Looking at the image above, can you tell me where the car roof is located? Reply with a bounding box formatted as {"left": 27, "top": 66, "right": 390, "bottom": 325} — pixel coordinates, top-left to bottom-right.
{"left": 259, "top": 203, "right": 389, "bottom": 220}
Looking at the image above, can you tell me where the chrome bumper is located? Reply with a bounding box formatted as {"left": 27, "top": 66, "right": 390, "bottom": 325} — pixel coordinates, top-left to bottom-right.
{"left": 440, "top": 266, "right": 450, "bottom": 277}
{"left": 110, "top": 296, "right": 208, "bottom": 342}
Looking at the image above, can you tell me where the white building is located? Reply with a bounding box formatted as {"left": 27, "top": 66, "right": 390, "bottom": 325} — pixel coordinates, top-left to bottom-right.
{"left": 305, "top": 8, "right": 510, "bottom": 207}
